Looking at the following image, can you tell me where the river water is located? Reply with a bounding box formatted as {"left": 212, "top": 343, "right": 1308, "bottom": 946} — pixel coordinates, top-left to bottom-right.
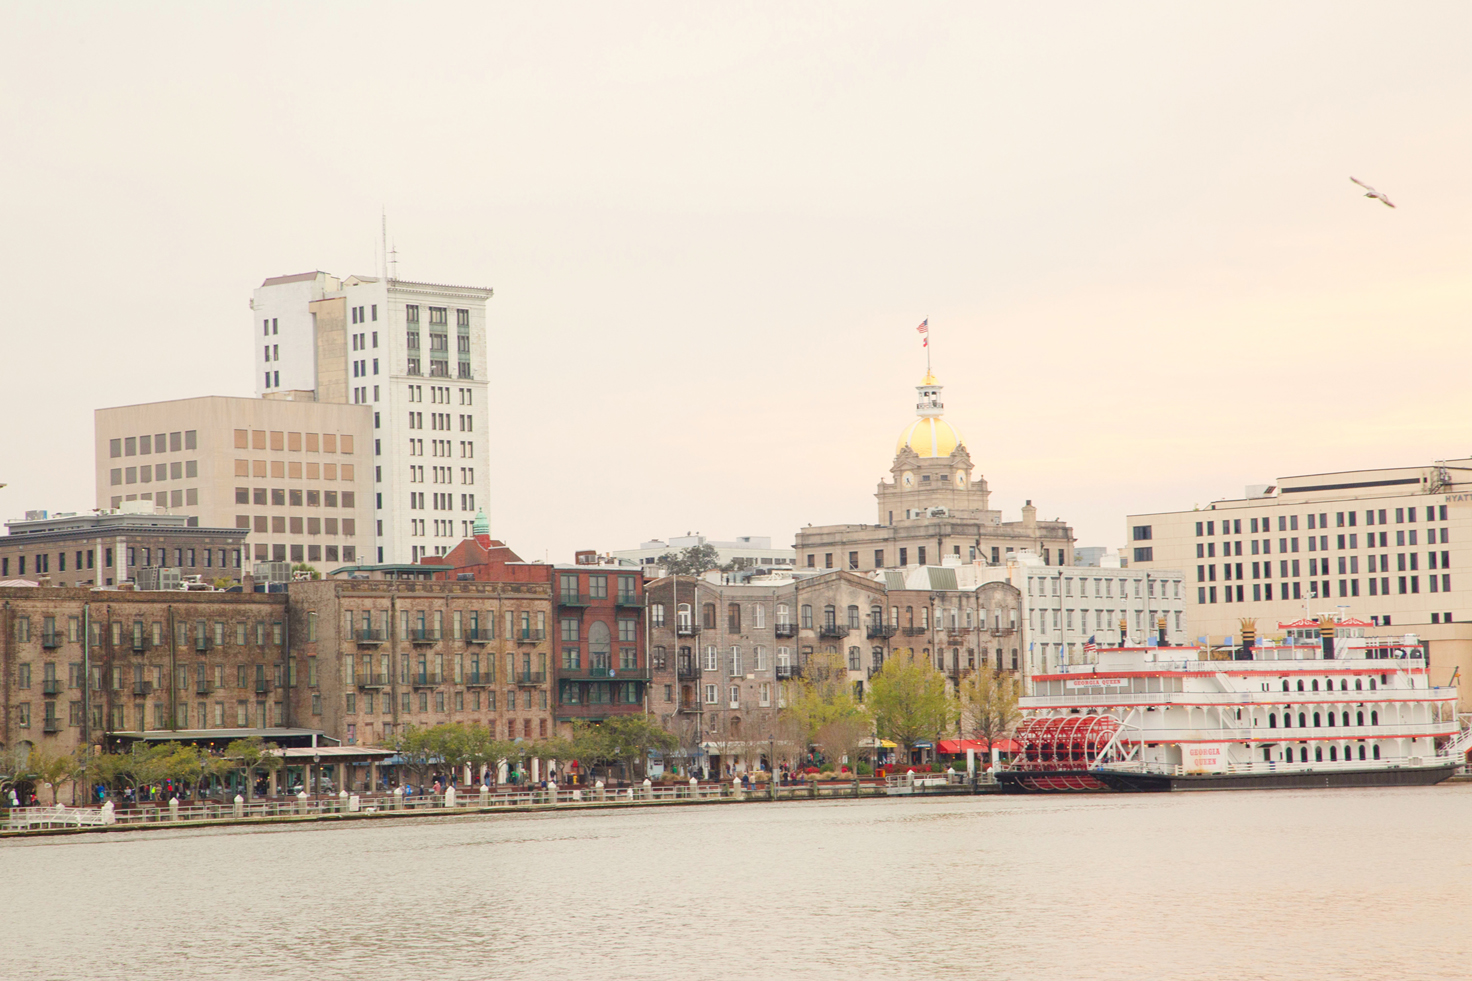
{"left": 3, "top": 785, "right": 1469, "bottom": 980}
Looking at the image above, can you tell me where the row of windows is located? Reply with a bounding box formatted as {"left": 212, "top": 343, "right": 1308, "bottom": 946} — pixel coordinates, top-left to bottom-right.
{"left": 1029, "top": 576, "right": 1183, "bottom": 600}
{"left": 1195, "top": 506, "right": 1450, "bottom": 537}
{"left": 1198, "top": 575, "right": 1452, "bottom": 604}
{"left": 346, "top": 650, "right": 547, "bottom": 687}
{"left": 559, "top": 573, "right": 641, "bottom": 602}
{"left": 1, "top": 549, "right": 103, "bottom": 578}
{"left": 558, "top": 619, "right": 640, "bottom": 643}
{"left": 235, "top": 459, "right": 356, "bottom": 482}
{"left": 1269, "top": 709, "right": 1378, "bottom": 728}
{"left": 341, "top": 609, "right": 548, "bottom": 641}
{"left": 110, "top": 462, "right": 198, "bottom": 486}
{"left": 1201, "top": 556, "right": 1452, "bottom": 582}
{"left": 250, "top": 543, "right": 355, "bottom": 563}
{"left": 1035, "top": 609, "right": 1184, "bottom": 633}
{"left": 234, "top": 515, "right": 356, "bottom": 538}
{"left": 232, "top": 430, "right": 354, "bottom": 454}
{"left": 11, "top": 617, "right": 282, "bottom": 649}
{"left": 806, "top": 544, "right": 1011, "bottom": 569}
{"left": 1199, "top": 528, "right": 1449, "bottom": 558}
{"left": 558, "top": 681, "right": 643, "bottom": 705}
{"left": 108, "top": 431, "right": 198, "bottom": 458}
{"left": 348, "top": 691, "right": 550, "bottom": 723}
{"left": 404, "top": 305, "right": 471, "bottom": 328}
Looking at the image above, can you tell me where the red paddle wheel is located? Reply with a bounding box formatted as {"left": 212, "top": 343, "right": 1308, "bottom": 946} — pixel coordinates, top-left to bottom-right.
{"left": 1013, "top": 714, "right": 1121, "bottom": 772}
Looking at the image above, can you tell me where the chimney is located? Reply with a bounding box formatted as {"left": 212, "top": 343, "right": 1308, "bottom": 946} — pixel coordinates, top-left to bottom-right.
{"left": 1156, "top": 614, "right": 1168, "bottom": 647}
{"left": 1317, "top": 616, "right": 1336, "bottom": 659}
{"left": 1117, "top": 616, "right": 1128, "bottom": 647}
{"left": 1022, "top": 500, "right": 1037, "bottom": 527}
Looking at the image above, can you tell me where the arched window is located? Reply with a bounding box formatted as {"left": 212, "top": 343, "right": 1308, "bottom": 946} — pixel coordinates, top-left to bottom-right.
{"left": 702, "top": 604, "right": 716, "bottom": 629}
{"left": 905, "top": 606, "right": 914, "bottom": 627}
{"left": 677, "top": 604, "right": 691, "bottom": 630}
{"left": 1369, "top": 678, "right": 1377, "bottom": 690}
{"left": 1372, "top": 744, "right": 1381, "bottom": 759}
{"left": 1340, "top": 678, "right": 1349, "bottom": 691}
{"left": 1315, "top": 747, "right": 1323, "bottom": 762}
{"left": 822, "top": 605, "right": 836, "bottom": 628}
{"left": 727, "top": 604, "right": 741, "bottom": 633}
{"left": 1297, "top": 679, "right": 1305, "bottom": 692}
{"left": 776, "top": 604, "right": 790, "bottom": 627}
{"left": 1358, "top": 745, "right": 1366, "bottom": 760}
{"left": 588, "top": 621, "right": 612, "bottom": 670}
{"left": 1371, "top": 710, "right": 1378, "bottom": 725}
{"left": 1342, "top": 712, "right": 1351, "bottom": 726}
{"left": 847, "top": 605, "right": 860, "bottom": 629}
{"left": 1329, "top": 746, "right": 1337, "bottom": 761}
{"left": 801, "top": 605, "right": 813, "bottom": 629}
{"left": 1300, "top": 747, "right": 1309, "bottom": 762}
{"left": 1355, "top": 678, "right": 1363, "bottom": 691}
{"left": 921, "top": 607, "right": 930, "bottom": 629}
{"left": 1357, "top": 711, "right": 1364, "bottom": 726}
{"left": 1282, "top": 679, "right": 1290, "bottom": 691}
{"left": 1313, "top": 712, "right": 1321, "bottom": 727}
{"left": 870, "top": 605, "right": 882, "bottom": 625}
{"left": 848, "top": 647, "right": 860, "bottom": 670}
{"left": 1311, "top": 679, "right": 1319, "bottom": 692}
{"left": 1269, "top": 713, "right": 1277, "bottom": 728}
{"left": 1299, "top": 712, "right": 1307, "bottom": 728}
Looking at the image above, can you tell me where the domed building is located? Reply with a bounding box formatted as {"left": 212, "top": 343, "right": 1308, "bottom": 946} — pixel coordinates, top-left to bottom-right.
{"left": 795, "top": 369, "right": 1075, "bottom": 572}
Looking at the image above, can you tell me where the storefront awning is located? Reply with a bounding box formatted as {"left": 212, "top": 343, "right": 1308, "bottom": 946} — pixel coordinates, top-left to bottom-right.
{"left": 937, "top": 738, "right": 1019, "bottom": 754}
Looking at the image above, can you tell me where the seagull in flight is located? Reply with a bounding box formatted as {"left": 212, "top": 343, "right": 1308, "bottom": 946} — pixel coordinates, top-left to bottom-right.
{"left": 1350, "top": 176, "right": 1395, "bottom": 208}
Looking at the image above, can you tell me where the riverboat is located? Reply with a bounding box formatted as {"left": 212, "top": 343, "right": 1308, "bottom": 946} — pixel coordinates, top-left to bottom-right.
{"left": 996, "top": 616, "right": 1472, "bottom": 793}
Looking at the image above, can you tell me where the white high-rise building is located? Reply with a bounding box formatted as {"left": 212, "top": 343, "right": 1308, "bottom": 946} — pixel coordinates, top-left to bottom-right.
{"left": 251, "top": 271, "right": 493, "bottom": 564}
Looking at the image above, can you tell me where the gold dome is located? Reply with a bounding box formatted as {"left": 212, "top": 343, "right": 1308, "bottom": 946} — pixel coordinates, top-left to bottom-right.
{"left": 896, "top": 417, "right": 963, "bottom": 458}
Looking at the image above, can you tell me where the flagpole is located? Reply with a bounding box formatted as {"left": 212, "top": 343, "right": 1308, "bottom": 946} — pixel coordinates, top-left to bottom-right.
{"left": 926, "top": 315, "right": 931, "bottom": 375}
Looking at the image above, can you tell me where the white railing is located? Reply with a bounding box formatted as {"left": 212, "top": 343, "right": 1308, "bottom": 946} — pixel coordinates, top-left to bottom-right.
{"left": 1099, "top": 754, "right": 1455, "bottom": 778}
{"left": 1024, "top": 687, "right": 1457, "bottom": 708}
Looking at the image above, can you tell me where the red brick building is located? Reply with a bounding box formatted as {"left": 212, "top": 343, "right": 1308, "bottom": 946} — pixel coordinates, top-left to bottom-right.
{"left": 429, "top": 518, "right": 650, "bottom": 735}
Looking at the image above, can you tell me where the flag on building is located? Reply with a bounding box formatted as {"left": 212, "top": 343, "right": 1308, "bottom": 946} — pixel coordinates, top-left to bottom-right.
{"left": 1084, "top": 636, "right": 1097, "bottom": 656}
{"left": 916, "top": 319, "right": 928, "bottom": 347}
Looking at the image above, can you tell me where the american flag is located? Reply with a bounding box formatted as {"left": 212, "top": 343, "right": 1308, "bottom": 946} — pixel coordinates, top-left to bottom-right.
{"left": 1084, "top": 635, "right": 1098, "bottom": 656}
{"left": 916, "top": 319, "right": 928, "bottom": 347}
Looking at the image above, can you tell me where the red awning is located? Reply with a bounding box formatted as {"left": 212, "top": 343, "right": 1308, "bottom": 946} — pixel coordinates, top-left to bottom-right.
{"left": 937, "top": 738, "right": 1019, "bottom": 754}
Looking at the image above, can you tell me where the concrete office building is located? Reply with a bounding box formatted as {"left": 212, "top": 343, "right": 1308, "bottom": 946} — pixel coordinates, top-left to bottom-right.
{"left": 1, "top": 509, "right": 247, "bottom": 588}
{"left": 795, "top": 371, "right": 1075, "bottom": 573}
{"left": 95, "top": 397, "right": 373, "bottom": 570}
{"left": 251, "top": 270, "right": 493, "bottom": 565}
{"left": 1126, "top": 457, "right": 1472, "bottom": 705}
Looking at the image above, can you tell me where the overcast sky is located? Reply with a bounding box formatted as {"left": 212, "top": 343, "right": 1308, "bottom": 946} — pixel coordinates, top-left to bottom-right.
{"left": 1, "top": 3, "right": 1467, "bottom": 562}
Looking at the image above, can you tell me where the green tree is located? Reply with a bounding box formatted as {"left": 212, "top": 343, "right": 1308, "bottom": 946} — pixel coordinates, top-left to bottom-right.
{"left": 657, "top": 544, "right": 722, "bottom": 577}
{"left": 291, "top": 563, "right": 321, "bottom": 580}
{"left": 599, "top": 715, "right": 678, "bottom": 780}
{"left": 782, "top": 649, "right": 869, "bottom": 755}
{"left": 27, "top": 746, "right": 84, "bottom": 805}
{"left": 867, "top": 650, "right": 956, "bottom": 765}
{"left": 224, "top": 737, "right": 283, "bottom": 801}
{"left": 958, "top": 668, "right": 1021, "bottom": 769}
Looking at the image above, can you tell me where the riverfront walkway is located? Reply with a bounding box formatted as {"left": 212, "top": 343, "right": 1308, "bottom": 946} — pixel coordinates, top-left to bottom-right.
{"left": 2, "top": 773, "right": 991, "bottom": 837}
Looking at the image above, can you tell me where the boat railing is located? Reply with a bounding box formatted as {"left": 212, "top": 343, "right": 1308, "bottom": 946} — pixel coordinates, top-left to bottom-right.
{"left": 1025, "top": 688, "right": 1459, "bottom": 708}
{"left": 1099, "top": 754, "right": 1452, "bottom": 778}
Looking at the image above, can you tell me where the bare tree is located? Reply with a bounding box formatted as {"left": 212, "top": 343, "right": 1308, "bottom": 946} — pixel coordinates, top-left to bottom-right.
{"left": 958, "top": 668, "right": 1022, "bottom": 770}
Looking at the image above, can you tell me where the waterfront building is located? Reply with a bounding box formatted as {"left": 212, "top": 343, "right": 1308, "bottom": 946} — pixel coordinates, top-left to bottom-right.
{"left": 94, "top": 396, "right": 373, "bottom": 571}
{"left": 251, "top": 270, "right": 493, "bottom": 565}
{"left": 1, "top": 508, "right": 247, "bottom": 588}
{"left": 610, "top": 534, "right": 796, "bottom": 571}
{"left": 1126, "top": 458, "right": 1472, "bottom": 706}
{"left": 0, "top": 584, "right": 290, "bottom": 759}
{"left": 290, "top": 572, "right": 555, "bottom": 748}
{"left": 794, "top": 371, "right": 1075, "bottom": 573}
{"left": 873, "top": 565, "right": 1024, "bottom": 682}
{"left": 415, "top": 517, "right": 648, "bottom": 736}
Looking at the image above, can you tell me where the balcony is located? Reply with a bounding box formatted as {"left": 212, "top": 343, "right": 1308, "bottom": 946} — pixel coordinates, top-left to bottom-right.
{"left": 464, "top": 672, "right": 491, "bottom": 687}
{"left": 41, "top": 631, "right": 63, "bottom": 649}
{"left": 819, "top": 624, "right": 850, "bottom": 639}
{"left": 902, "top": 626, "right": 929, "bottom": 637}
{"left": 195, "top": 681, "right": 213, "bottom": 695}
{"left": 515, "top": 629, "right": 546, "bottom": 644}
{"left": 774, "top": 623, "right": 798, "bottom": 638}
{"left": 677, "top": 623, "right": 701, "bottom": 637}
{"left": 776, "top": 664, "right": 802, "bottom": 680}
{"left": 465, "top": 629, "right": 493, "bottom": 644}
{"left": 615, "top": 594, "right": 645, "bottom": 609}
{"left": 515, "top": 671, "right": 547, "bottom": 686}
{"left": 556, "top": 701, "right": 642, "bottom": 719}
{"left": 357, "top": 675, "right": 389, "bottom": 689}
{"left": 867, "top": 624, "right": 897, "bottom": 640}
{"left": 131, "top": 638, "right": 148, "bottom": 653}
{"left": 409, "top": 628, "right": 442, "bottom": 645}
{"left": 43, "top": 717, "right": 61, "bottom": 733}
{"left": 558, "top": 593, "right": 593, "bottom": 608}
{"left": 411, "top": 674, "right": 441, "bottom": 689}
{"left": 867, "top": 664, "right": 886, "bottom": 679}
{"left": 563, "top": 664, "right": 652, "bottom": 681}
{"left": 355, "top": 629, "right": 387, "bottom": 645}
{"left": 676, "top": 660, "right": 700, "bottom": 681}
{"left": 254, "top": 680, "right": 268, "bottom": 693}
{"left": 677, "top": 700, "right": 701, "bottom": 714}
{"left": 132, "top": 681, "right": 153, "bottom": 696}
{"left": 42, "top": 679, "right": 62, "bottom": 695}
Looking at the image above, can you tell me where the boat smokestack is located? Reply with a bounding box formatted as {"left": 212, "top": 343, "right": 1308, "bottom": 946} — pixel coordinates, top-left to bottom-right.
{"left": 1318, "top": 616, "right": 1336, "bottom": 659}
{"left": 1238, "top": 619, "right": 1256, "bottom": 661}
{"left": 1156, "top": 614, "right": 1167, "bottom": 647}
{"left": 1118, "top": 616, "right": 1128, "bottom": 648}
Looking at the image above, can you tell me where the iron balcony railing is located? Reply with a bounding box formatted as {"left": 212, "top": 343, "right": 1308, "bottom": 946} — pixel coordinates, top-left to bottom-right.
{"left": 43, "top": 717, "right": 61, "bottom": 733}
{"left": 465, "top": 629, "right": 493, "bottom": 643}
{"left": 412, "top": 673, "right": 444, "bottom": 688}
{"left": 254, "top": 679, "right": 269, "bottom": 693}
{"left": 867, "top": 624, "right": 897, "bottom": 639}
{"left": 676, "top": 661, "right": 700, "bottom": 681}
{"left": 42, "top": 679, "right": 63, "bottom": 695}
{"left": 902, "top": 626, "right": 929, "bottom": 636}
{"left": 409, "top": 628, "right": 442, "bottom": 643}
{"left": 677, "top": 623, "right": 701, "bottom": 636}
{"left": 464, "top": 672, "right": 492, "bottom": 686}
{"left": 41, "top": 631, "right": 63, "bottom": 649}
{"left": 819, "top": 624, "right": 850, "bottom": 639}
{"left": 195, "top": 681, "right": 213, "bottom": 695}
{"left": 615, "top": 594, "right": 645, "bottom": 608}
{"left": 132, "top": 681, "right": 153, "bottom": 696}
{"left": 516, "top": 629, "right": 546, "bottom": 643}
{"left": 515, "top": 671, "right": 547, "bottom": 685}
{"left": 559, "top": 593, "right": 593, "bottom": 607}
{"left": 195, "top": 637, "right": 213, "bottom": 652}
{"left": 355, "top": 629, "right": 387, "bottom": 644}
{"left": 775, "top": 664, "right": 802, "bottom": 680}
{"left": 357, "top": 675, "right": 389, "bottom": 689}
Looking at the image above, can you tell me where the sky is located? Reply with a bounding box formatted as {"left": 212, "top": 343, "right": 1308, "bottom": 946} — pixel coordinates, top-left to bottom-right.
{"left": 0, "top": 2, "right": 1468, "bottom": 563}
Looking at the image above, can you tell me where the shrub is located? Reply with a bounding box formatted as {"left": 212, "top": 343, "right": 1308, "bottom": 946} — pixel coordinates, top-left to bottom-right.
{"left": 856, "top": 762, "right": 874, "bottom": 776}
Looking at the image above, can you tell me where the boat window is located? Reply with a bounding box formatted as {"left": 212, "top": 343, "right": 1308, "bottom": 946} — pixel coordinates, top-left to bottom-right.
{"left": 1371, "top": 711, "right": 1378, "bottom": 725}
{"left": 1381, "top": 673, "right": 1388, "bottom": 685}
{"left": 1340, "top": 678, "right": 1349, "bottom": 691}
{"left": 1299, "top": 712, "right": 1307, "bottom": 727}
{"left": 1313, "top": 712, "right": 1321, "bottom": 727}
{"left": 1269, "top": 713, "right": 1277, "bottom": 728}
{"left": 1369, "top": 678, "right": 1377, "bottom": 690}
{"left": 1315, "top": 747, "right": 1323, "bottom": 761}
{"left": 1311, "top": 679, "right": 1319, "bottom": 691}
{"left": 1297, "top": 679, "right": 1305, "bottom": 692}
{"left": 1282, "top": 679, "right": 1289, "bottom": 691}
{"left": 1329, "top": 746, "right": 1337, "bottom": 761}
{"left": 1355, "top": 678, "right": 1362, "bottom": 691}
{"left": 1300, "top": 747, "right": 1310, "bottom": 762}
{"left": 1372, "top": 744, "right": 1380, "bottom": 759}
{"left": 1342, "top": 712, "right": 1351, "bottom": 726}
{"left": 1358, "top": 745, "right": 1366, "bottom": 760}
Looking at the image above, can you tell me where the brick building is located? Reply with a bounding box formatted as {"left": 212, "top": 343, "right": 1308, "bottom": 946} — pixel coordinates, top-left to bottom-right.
{"left": 1, "top": 509, "right": 247, "bottom": 588}
{"left": 425, "top": 518, "right": 650, "bottom": 736}
{"left": 1, "top": 584, "right": 289, "bottom": 759}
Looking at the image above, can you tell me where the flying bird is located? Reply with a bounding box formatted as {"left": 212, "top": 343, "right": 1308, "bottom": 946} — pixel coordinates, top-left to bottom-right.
{"left": 1350, "top": 176, "right": 1395, "bottom": 208}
